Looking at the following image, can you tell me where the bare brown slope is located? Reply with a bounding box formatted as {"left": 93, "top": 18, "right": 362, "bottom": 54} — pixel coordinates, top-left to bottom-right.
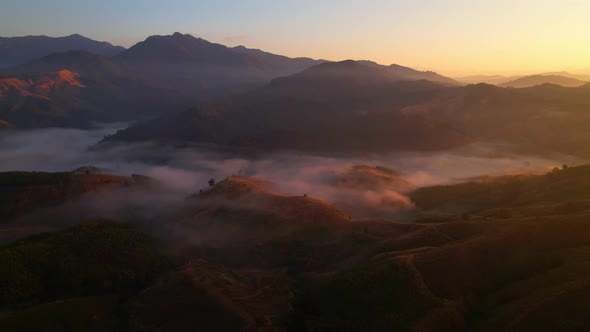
{"left": 0, "top": 120, "right": 13, "bottom": 129}
{"left": 0, "top": 69, "right": 85, "bottom": 99}
{"left": 192, "top": 176, "right": 350, "bottom": 225}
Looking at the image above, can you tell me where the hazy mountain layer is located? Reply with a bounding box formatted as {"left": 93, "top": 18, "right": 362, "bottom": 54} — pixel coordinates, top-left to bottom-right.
{"left": 105, "top": 60, "right": 590, "bottom": 157}
{"left": 499, "top": 74, "right": 588, "bottom": 88}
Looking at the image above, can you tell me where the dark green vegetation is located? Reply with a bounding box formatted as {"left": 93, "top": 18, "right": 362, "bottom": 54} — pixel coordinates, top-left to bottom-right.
{"left": 0, "top": 221, "right": 171, "bottom": 307}
{"left": 3, "top": 165, "right": 590, "bottom": 331}
{"left": 410, "top": 164, "right": 590, "bottom": 219}
{"left": 0, "top": 221, "right": 172, "bottom": 331}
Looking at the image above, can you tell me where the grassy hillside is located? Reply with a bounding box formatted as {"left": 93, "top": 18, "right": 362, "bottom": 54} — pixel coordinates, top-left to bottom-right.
{"left": 0, "top": 171, "right": 135, "bottom": 221}
{"left": 410, "top": 164, "right": 590, "bottom": 218}
{"left": 2, "top": 166, "right": 590, "bottom": 330}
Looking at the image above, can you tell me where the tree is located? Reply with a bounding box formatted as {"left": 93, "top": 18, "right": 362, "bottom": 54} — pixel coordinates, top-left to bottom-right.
{"left": 208, "top": 178, "right": 216, "bottom": 187}
{"left": 562, "top": 164, "right": 569, "bottom": 170}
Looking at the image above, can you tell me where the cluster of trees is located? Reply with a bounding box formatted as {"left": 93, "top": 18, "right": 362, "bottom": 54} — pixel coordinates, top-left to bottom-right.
{"left": 0, "top": 221, "right": 172, "bottom": 308}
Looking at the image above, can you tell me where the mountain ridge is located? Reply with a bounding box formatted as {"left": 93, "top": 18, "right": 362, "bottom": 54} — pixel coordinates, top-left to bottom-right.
{"left": 0, "top": 34, "right": 125, "bottom": 68}
{"left": 499, "top": 74, "right": 588, "bottom": 88}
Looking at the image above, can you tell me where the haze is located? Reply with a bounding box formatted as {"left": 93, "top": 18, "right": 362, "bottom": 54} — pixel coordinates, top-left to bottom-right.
{"left": 2, "top": 0, "right": 589, "bottom": 76}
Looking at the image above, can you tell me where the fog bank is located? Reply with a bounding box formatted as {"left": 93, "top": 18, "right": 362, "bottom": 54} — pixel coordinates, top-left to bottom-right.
{"left": 0, "top": 125, "right": 578, "bottom": 217}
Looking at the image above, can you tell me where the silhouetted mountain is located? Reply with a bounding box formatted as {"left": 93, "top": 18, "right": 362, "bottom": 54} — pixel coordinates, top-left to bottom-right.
{"left": 0, "top": 34, "right": 465, "bottom": 129}
{"left": 457, "top": 72, "right": 590, "bottom": 85}
{"left": 231, "top": 45, "right": 322, "bottom": 72}
{"left": 360, "top": 60, "right": 459, "bottom": 85}
{"left": 104, "top": 61, "right": 590, "bottom": 157}
{"left": 267, "top": 60, "right": 409, "bottom": 99}
{"left": 102, "top": 60, "right": 465, "bottom": 152}
{"left": 539, "top": 71, "right": 590, "bottom": 81}
{"left": 113, "top": 33, "right": 324, "bottom": 98}
{"left": 499, "top": 74, "right": 587, "bottom": 88}
{"left": 0, "top": 54, "right": 194, "bottom": 128}
{"left": 116, "top": 32, "right": 260, "bottom": 66}
{"left": 455, "top": 74, "right": 519, "bottom": 85}
{"left": 0, "top": 34, "right": 124, "bottom": 67}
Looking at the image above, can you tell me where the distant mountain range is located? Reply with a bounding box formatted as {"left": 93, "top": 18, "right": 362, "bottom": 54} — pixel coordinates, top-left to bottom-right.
{"left": 456, "top": 72, "right": 590, "bottom": 87}
{"left": 455, "top": 75, "right": 519, "bottom": 85}
{"left": 499, "top": 74, "right": 588, "bottom": 88}
{"left": 104, "top": 60, "right": 590, "bottom": 158}
{"left": 4, "top": 32, "right": 590, "bottom": 157}
{"left": 0, "top": 33, "right": 460, "bottom": 129}
{"left": 0, "top": 34, "right": 124, "bottom": 68}
{"left": 0, "top": 33, "right": 327, "bottom": 127}
{"left": 102, "top": 60, "right": 460, "bottom": 152}
{"left": 0, "top": 50, "right": 195, "bottom": 127}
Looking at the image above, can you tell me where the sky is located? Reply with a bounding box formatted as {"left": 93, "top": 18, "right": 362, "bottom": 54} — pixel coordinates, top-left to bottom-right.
{"left": 1, "top": 0, "right": 589, "bottom": 76}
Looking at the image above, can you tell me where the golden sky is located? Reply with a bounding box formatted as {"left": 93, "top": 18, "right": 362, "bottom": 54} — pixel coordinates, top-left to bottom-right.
{"left": 2, "top": 0, "right": 589, "bottom": 76}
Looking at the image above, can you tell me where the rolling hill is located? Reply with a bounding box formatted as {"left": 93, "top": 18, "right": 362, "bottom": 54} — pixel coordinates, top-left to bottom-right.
{"left": 5, "top": 165, "right": 590, "bottom": 330}
{"left": 0, "top": 171, "right": 139, "bottom": 220}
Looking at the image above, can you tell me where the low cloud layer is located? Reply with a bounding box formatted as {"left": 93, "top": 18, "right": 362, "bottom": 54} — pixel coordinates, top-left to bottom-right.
{"left": 0, "top": 124, "right": 578, "bottom": 218}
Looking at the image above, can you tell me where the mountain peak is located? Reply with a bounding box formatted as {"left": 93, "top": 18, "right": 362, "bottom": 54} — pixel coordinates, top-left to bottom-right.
{"left": 116, "top": 33, "right": 263, "bottom": 66}
{"left": 302, "top": 60, "right": 366, "bottom": 72}
{"left": 171, "top": 32, "right": 190, "bottom": 37}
